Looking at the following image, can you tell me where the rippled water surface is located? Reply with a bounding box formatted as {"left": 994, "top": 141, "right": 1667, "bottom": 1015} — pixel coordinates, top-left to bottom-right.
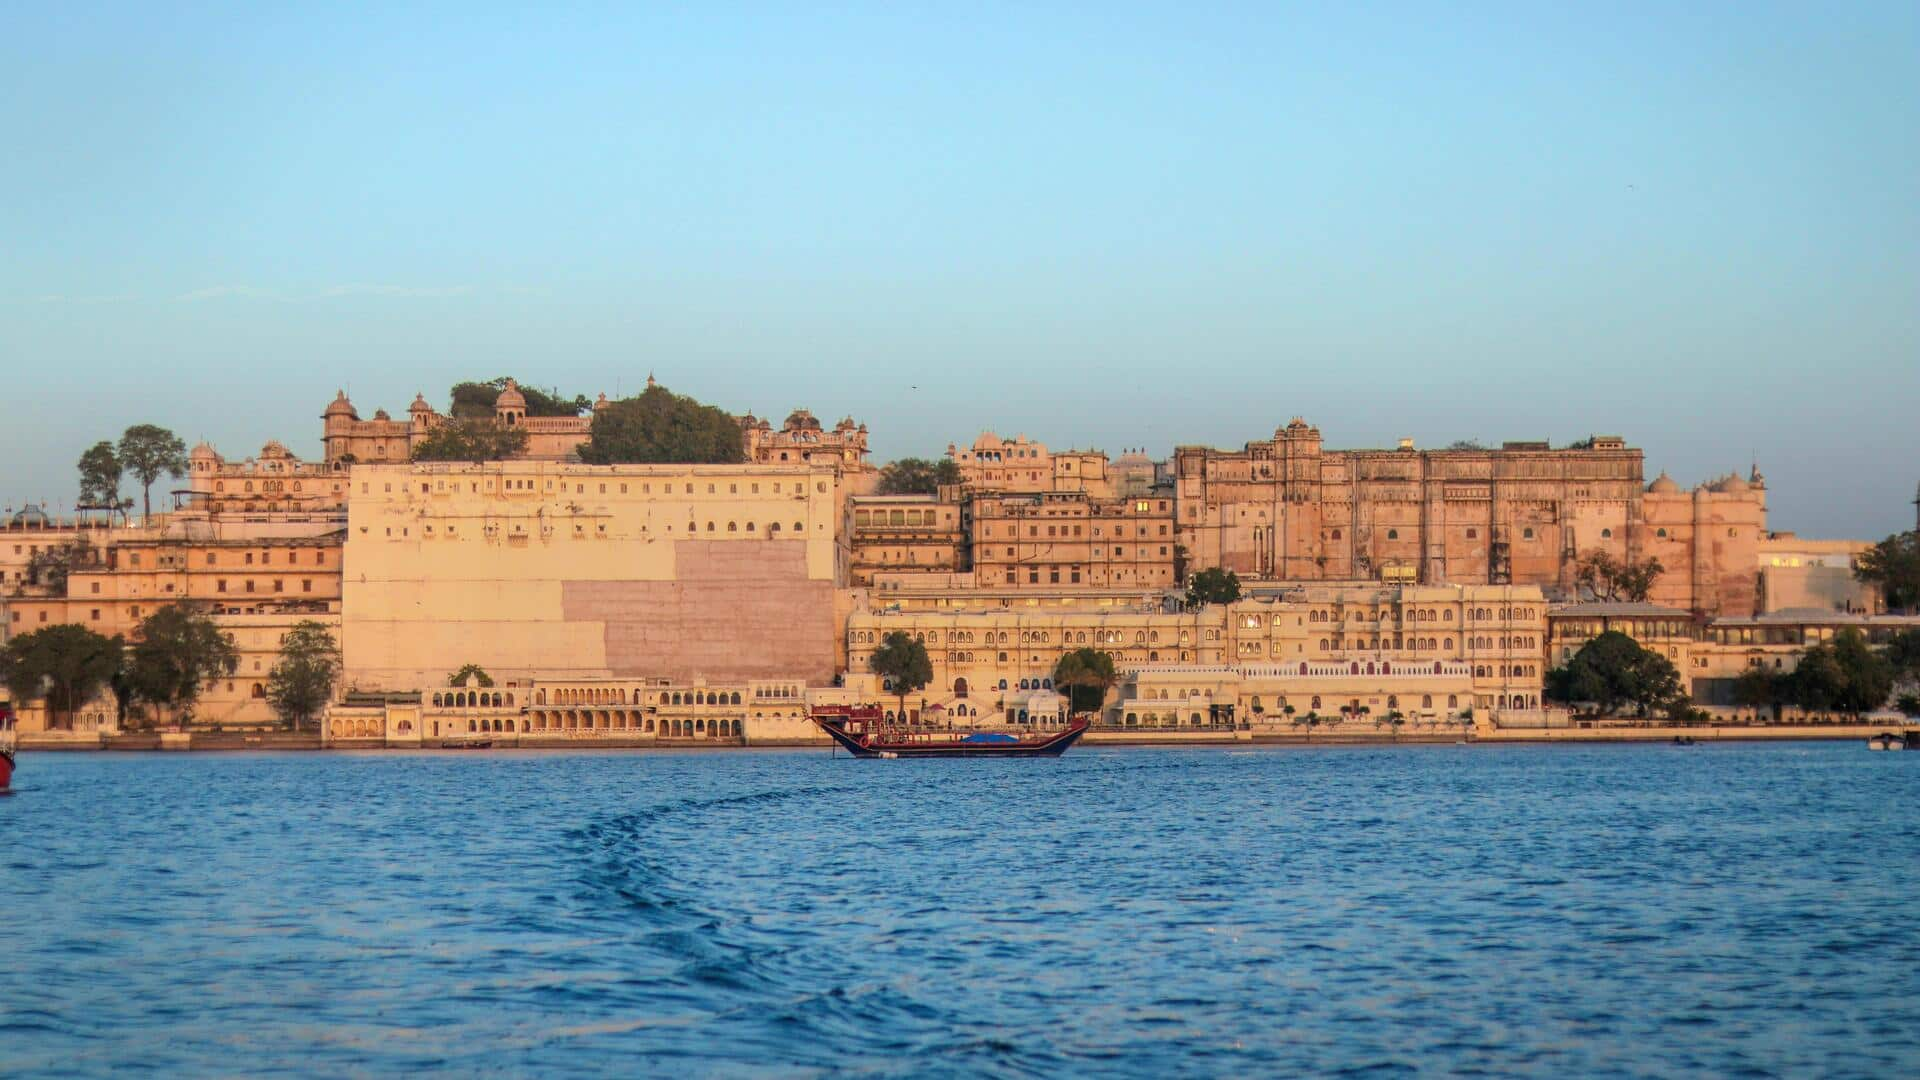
{"left": 4, "top": 743, "right": 1919, "bottom": 1077}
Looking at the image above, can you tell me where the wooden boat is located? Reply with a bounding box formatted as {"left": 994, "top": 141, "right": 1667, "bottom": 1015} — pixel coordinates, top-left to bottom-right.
{"left": 1, "top": 706, "right": 16, "bottom": 788}
{"left": 1868, "top": 733, "right": 1904, "bottom": 751}
{"left": 813, "top": 705, "right": 1089, "bottom": 759}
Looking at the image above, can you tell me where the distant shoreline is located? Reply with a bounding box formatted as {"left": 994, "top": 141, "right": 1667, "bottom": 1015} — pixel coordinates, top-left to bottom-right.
{"left": 15, "top": 722, "right": 1907, "bottom": 754}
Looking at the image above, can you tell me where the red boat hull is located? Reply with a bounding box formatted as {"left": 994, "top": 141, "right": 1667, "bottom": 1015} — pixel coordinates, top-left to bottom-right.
{"left": 814, "top": 717, "right": 1089, "bottom": 758}
{"left": 0, "top": 750, "right": 13, "bottom": 789}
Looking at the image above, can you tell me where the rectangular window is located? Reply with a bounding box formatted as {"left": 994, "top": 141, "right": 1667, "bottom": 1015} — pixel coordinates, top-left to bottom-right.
{"left": 273, "top": 579, "right": 284, "bottom": 593}
{"left": 91, "top": 581, "right": 100, "bottom": 594}
{"left": 245, "top": 580, "right": 255, "bottom": 592}
{"left": 302, "top": 579, "right": 312, "bottom": 593}
{"left": 206, "top": 553, "right": 216, "bottom": 566}
{"left": 217, "top": 580, "right": 227, "bottom": 592}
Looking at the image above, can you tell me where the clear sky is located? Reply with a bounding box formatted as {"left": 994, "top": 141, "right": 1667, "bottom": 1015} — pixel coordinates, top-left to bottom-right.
{"left": 3, "top": 2, "right": 1915, "bottom": 537}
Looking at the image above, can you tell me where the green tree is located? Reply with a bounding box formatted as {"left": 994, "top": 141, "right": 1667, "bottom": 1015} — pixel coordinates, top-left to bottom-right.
{"left": 265, "top": 621, "right": 341, "bottom": 731}
{"left": 1855, "top": 532, "right": 1920, "bottom": 612}
{"left": 1052, "top": 648, "right": 1118, "bottom": 716}
{"left": 1886, "top": 629, "right": 1920, "bottom": 682}
{"left": 1730, "top": 667, "right": 1786, "bottom": 722}
{"left": 448, "top": 663, "right": 495, "bottom": 688}
{"left": 1185, "top": 567, "right": 1242, "bottom": 607}
{"left": 1447, "top": 440, "right": 1488, "bottom": 451}
{"left": 449, "top": 377, "right": 589, "bottom": 419}
{"left": 1172, "top": 543, "right": 1191, "bottom": 585}
{"left": 578, "top": 383, "right": 745, "bottom": 465}
{"left": 0, "top": 624, "right": 124, "bottom": 729}
{"left": 876, "top": 458, "right": 962, "bottom": 495}
{"left": 867, "top": 630, "right": 932, "bottom": 723}
{"left": 1545, "top": 630, "right": 1685, "bottom": 717}
{"left": 1783, "top": 646, "right": 1847, "bottom": 714}
{"left": 1895, "top": 694, "right": 1920, "bottom": 719}
{"left": 117, "top": 424, "right": 188, "bottom": 521}
{"left": 77, "top": 441, "right": 126, "bottom": 515}
{"left": 1827, "top": 627, "right": 1894, "bottom": 715}
{"left": 126, "top": 604, "right": 239, "bottom": 728}
{"left": 409, "top": 419, "right": 530, "bottom": 463}
{"left": 1574, "top": 549, "right": 1666, "bottom": 603}
{"left": 23, "top": 537, "right": 97, "bottom": 593}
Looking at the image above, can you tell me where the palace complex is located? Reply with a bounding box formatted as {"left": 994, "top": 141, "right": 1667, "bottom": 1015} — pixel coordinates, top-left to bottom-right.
{"left": 0, "top": 385, "right": 1905, "bottom": 743}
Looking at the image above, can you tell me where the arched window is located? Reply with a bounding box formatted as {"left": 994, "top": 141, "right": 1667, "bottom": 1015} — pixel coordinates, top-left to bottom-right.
{"left": 1330, "top": 529, "right": 1342, "bottom": 540}
{"left": 1656, "top": 528, "right": 1668, "bottom": 538}
{"left": 1523, "top": 527, "right": 1534, "bottom": 539}
{"left": 1387, "top": 529, "right": 1399, "bottom": 540}
{"left": 1600, "top": 528, "right": 1612, "bottom": 539}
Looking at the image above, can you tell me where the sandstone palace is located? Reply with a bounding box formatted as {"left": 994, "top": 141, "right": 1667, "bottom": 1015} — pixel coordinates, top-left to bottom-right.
{"left": 0, "top": 379, "right": 1901, "bottom": 745}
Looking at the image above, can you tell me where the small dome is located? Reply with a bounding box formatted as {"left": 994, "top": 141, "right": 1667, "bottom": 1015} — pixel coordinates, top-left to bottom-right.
{"left": 259, "top": 440, "right": 292, "bottom": 459}
{"left": 593, "top": 392, "right": 610, "bottom": 410}
{"left": 409, "top": 393, "right": 433, "bottom": 413}
{"left": 494, "top": 380, "right": 526, "bottom": 410}
{"left": 1647, "top": 472, "right": 1680, "bottom": 494}
{"left": 1712, "top": 473, "right": 1750, "bottom": 494}
{"left": 190, "top": 441, "right": 220, "bottom": 460}
{"left": 372, "top": 408, "right": 391, "bottom": 421}
{"left": 323, "top": 390, "right": 357, "bottom": 418}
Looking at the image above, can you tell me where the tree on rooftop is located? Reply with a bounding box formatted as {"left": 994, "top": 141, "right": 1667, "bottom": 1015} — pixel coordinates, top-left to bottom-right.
{"left": 1447, "top": 440, "right": 1488, "bottom": 451}
{"left": 877, "top": 458, "right": 962, "bottom": 495}
{"left": 578, "top": 383, "right": 745, "bottom": 465}
{"left": 409, "top": 418, "right": 530, "bottom": 463}
{"left": 1185, "top": 567, "right": 1242, "bottom": 607}
{"left": 448, "top": 664, "right": 494, "bottom": 688}
{"left": 117, "top": 424, "right": 187, "bottom": 521}
{"left": 1574, "top": 549, "right": 1665, "bottom": 603}
{"left": 0, "top": 623, "right": 125, "bottom": 730}
{"left": 449, "top": 378, "right": 589, "bottom": 419}
{"left": 1052, "top": 648, "right": 1118, "bottom": 717}
{"left": 77, "top": 441, "right": 127, "bottom": 517}
{"left": 126, "top": 603, "right": 239, "bottom": 729}
{"left": 868, "top": 631, "right": 931, "bottom": 724}
{"left": 266, "top": 621, "right": 341, "bottom": 732}
{"left": 1855, "top": 531, "right": 1920, "bottom": 612}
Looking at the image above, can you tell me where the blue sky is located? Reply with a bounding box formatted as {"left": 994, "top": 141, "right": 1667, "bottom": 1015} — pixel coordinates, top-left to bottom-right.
{"left": 3, "top": 2, "right": 1915, "bottom": 536}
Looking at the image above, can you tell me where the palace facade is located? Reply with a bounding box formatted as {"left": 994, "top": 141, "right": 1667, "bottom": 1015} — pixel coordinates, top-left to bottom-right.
{"left": 1173, "top": 421, "right": 1769, "bottom": 616}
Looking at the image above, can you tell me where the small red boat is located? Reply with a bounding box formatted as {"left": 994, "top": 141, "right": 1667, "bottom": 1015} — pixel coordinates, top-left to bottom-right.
{"left": 0, "top": 706, "right": 16, "bottom": 789}
{"left": 813, "top": 705, "right": 1089, "bottom": 758}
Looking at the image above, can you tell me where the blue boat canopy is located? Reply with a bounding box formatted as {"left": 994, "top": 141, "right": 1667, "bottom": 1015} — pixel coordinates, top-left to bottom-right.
{"left": 960, "top": 732, "right": 1020, "bottom": 744}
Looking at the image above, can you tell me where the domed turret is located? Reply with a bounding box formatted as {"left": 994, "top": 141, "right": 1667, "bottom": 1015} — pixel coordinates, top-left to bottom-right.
{"left": 323, "top": 390, "right": 357, "bottom": 420}
{"left": 409, "top": 393, "right": 433, "bottom": 415}
{"left": 494, "top": 380, "right": 526, "bottom": 426}
{"left": 1647, "top": 471, "right": 1679, "bottom": 494}
{"left": 1713, "top": 473, "right": 1750, "bottom": 494}
{"left": 593, "top": 392, "right": 610, "bottom": 411}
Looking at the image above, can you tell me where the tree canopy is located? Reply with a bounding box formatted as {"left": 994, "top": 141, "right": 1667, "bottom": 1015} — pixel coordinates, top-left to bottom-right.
{"left": 1545, "top": 630, "right": 1685, "bottom": 717}
{"left": 1186, "top": 567, "right": 1242, "bottom": 607}
{"left": 578, "top": 384, "right": 745, "bottom": 465}
{"left": 449, "top": 377, "right": 589, "bottom": 419}
{"left": 409, "top": 418, "right": 530, "bottom": 463}
{"left": 448, "top": 663, "right": 495, "bottom": 688}
{"left": 1855, "top": 531, "right": 1920, "bottom": 612}
{"left": 266, "top": 621, "right": 341, "bottom": 731}
{"left": 1052, "top": 648, "right": 1118, "bottom": 715}
{"left": 1778, "top": 628, "right": 1894, "bottom": 716}
{"left": 0, "top": 623, "right": 124, "bottom": 729}
{"left": 126, "top": 603, "right": 239, "bottom": 727}
{"left": 868, "top": 630, "right": 931, "bottom": 717}
{"left": 77, "top": 441, "right": 127, "bottom": 514}
{"left": 118, "top": 424, "right": 187, "bottom": 521}
{"left": 1574, "top": 549, "right": 1665, "bottom": 603}
{"left": 876, "top": 458, "right": 961, "bottom": 495}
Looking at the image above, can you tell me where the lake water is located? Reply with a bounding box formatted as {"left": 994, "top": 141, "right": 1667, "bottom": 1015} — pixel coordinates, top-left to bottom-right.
{"left": 3, "top": 743, "right": 1918, "bottom": 1077}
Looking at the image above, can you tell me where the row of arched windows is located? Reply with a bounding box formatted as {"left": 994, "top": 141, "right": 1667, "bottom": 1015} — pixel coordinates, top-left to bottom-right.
{"left": 434, "top": 691, "right": 515, "bottom": 708}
